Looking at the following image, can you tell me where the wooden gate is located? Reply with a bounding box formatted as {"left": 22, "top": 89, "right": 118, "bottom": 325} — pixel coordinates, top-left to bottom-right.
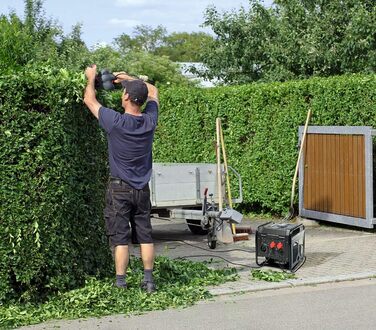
{"left": 299, "top": 126, "right": 375, "bottom": 228}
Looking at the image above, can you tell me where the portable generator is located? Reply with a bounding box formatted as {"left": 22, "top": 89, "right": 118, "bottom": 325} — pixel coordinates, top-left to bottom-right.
{"left": 255, "top": 222, "right": 305, "bottom": 272}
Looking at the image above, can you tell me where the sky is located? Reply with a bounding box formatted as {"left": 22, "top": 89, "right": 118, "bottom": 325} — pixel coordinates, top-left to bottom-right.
{"left": 0, "top": 0, "right": 272, "bottom": 48}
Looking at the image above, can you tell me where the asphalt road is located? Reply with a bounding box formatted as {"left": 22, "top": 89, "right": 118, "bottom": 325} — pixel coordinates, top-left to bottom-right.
{"left": 19, "top": 278, "right": 376, "bottom": 330}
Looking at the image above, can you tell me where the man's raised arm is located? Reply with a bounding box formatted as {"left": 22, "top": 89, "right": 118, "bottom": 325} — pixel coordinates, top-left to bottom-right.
{"left": 84, "top": 64, "right": 102, "bottom": 119}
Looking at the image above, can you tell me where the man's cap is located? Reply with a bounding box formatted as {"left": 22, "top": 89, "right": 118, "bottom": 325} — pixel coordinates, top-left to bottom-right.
{"left": 121, "top": 79, "right": 148, "bottom": 106}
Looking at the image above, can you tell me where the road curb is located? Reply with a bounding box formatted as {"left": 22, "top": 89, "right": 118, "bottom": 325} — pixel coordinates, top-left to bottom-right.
{"left": 209, "top": 271, "right": 376, "bottom": 296}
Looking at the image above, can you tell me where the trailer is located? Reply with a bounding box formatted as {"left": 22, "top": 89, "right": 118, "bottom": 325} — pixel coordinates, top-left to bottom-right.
{"left": 149, "top": 163, "right": 243, "bottom": 248}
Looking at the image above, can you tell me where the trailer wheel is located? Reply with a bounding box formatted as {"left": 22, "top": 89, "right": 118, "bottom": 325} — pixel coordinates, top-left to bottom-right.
{"left": 208, "top": 239, "right": 217, "bottom": 249}
{"left": 207, "top": 232, "right": 217, "bottom": 249}
{"left": 186, "top": 219, "right": 208, "bottom": 235}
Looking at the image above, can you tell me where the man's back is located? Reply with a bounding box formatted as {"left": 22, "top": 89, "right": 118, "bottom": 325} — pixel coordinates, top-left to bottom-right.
{"left": 99, "top": 100, "right": 158, "bottom": 189}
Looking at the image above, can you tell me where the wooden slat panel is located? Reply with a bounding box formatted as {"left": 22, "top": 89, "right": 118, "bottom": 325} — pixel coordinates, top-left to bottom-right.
{"left": 303, "top": 134, "right": 366, "bottom": 218}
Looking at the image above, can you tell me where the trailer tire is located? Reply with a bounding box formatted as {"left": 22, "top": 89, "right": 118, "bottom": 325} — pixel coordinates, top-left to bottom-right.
{"left": 208, "top": 239, "right": 217, "bottom": 249}
{"left": 207, "top": 231, "right": 217, "bottom": 249}
{"left": 186, "top": 219, "right": 208, "bottom": 235}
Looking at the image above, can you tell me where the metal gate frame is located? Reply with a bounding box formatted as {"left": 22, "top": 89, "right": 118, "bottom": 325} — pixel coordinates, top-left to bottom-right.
{"left": 298, "top": 126, "right": 376, "bottom": 228}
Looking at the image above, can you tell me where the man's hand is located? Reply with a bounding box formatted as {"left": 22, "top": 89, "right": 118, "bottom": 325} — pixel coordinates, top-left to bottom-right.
{"left": 113, "top": 72, "right": 148, "bottom": 83}
{"left": 85, "top": 64, "right": 97, "bottom": 81}
{"left": 113, "top": 71, "right": 134, "bottom": 83}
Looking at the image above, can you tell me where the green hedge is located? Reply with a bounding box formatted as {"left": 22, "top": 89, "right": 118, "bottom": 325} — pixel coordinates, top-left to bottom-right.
{"left": 1, "top": 69, "right": 375, "bottom": 302}
{"left": 155, "top": 74, "right": 376, "bottom": 213}
{"left": 0, "top": 66, "right": 111, "bottom": 302}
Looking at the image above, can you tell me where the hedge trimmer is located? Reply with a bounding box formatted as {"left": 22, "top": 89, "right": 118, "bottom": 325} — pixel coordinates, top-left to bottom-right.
{"left": 94, "top": 69, "right": 150, "bottom": 91}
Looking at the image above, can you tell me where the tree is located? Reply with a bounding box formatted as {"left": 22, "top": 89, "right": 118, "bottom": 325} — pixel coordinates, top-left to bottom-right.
{"left": 0, "top": 0, "right": 63, "bottom": 73}
{"left": 87, "top": 45, "right": 126, "bottom": 71}
{"left": 0, "top": 1, "right": 190, "bottom": 85}
{"left": 115, "top": 25, "right": 167, "bottom": 53}
{"left": 23, "top": 0, "right": 62, "bottom": 62}
{"left": 114, "top": 26, "right": 213, "bottom": 63}
{"left": 0, "top": 13, "right": 33, "bottom": 72}
{"left": 114, "top": 33, "right": 138, "bottom": 53}
{"left": 0, "top": 0, "right": 85, "bottom": 72}
{"left": 58, "top": 23, "right": 89, "bottom": 70}
{"left": 86, "top": 46, "right": 191, "bottom": 86}
{"left": 154, "top": 32, "right": 213, "bottom": 62}
{"left": 198, "top": 0, "right": 376, "bottom": 84}
{"left": 123, "top": 51, "right": 191, "bottom": 86}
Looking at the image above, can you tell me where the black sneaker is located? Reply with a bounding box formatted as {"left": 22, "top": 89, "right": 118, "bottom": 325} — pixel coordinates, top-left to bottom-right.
{"left": 114, "top": 282, "right": 127, "bottom": 289}
{"left": 141, "top": 281, "right": 156, "bottom": 293}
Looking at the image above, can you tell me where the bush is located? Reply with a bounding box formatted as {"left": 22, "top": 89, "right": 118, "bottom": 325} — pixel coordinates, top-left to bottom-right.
{"left": 155, "top": 74, "right": 376, "bottom": 213}
{"left": 0, "top": 65, "right": 111, "bottom": 302}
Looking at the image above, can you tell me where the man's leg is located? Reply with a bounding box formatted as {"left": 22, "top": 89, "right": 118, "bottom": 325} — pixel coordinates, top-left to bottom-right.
{"left": 134, "top": 186, "right": 156, "bottom": 292}
{"left": 140, "top": 243, "right": 155, "bottom": 292}
{"left": 140, "top": 243, "right": 154, "bottom": 270}
{"left": 114, "top": 244, "right": 129, "bottom": 288}
{"left": 104, "top": 180, "right": 133, "bottom": 288}
{"left": 115, "top": 245, "right": 129, "bottom": 275}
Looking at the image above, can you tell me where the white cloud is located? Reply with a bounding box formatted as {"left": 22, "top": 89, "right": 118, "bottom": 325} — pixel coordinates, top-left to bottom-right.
{"left": 115, "top": 0, "right": 151, "bottom": 7}
{"left": 114, "top": 0, "right": 247, "bottom": 11}
{"left": 110, "top": 1, "right": 245, "bottom": 34}
{"left": 109, "top": 0, "right": 270, "bottom": 44}
{"left": 108, "top": 18, "right": 141, "bottom": 27}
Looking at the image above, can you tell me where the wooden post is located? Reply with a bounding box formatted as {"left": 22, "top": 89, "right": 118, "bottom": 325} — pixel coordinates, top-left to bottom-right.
{"left": 216, "top": 118, "right": 233, "bottom": 243}
{"left": 216, "top": 118, "right": 223, "bottom": 211}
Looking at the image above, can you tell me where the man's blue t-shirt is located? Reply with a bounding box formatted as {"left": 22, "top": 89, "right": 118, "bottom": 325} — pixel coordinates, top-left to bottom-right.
{"left": 99, "top": 100, "right": 158, "bottom": 189}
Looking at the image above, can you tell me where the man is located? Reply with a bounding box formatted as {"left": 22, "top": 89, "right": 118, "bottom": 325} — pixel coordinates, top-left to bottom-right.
{"left": 84, "top": 64, "right": 158, "bottom": 293}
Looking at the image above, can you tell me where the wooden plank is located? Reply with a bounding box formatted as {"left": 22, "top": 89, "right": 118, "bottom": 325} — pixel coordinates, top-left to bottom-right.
{"left": 353, "top": 135, "right": 359, "bottom": 217}
{"left": 328, "top": 134, "right": 336, "bottom": 214}
{"left": 317, "top": 134, "right": 324, "bottom": 211}
{"left": 303, "top": 134, "right": 311, "bottom": 210}
{"left": 314, "top": 133, "right": 320, "bottom": 210}
{"left": 336, "top": 134, "right": 342, "bottom": 215}
{"left": 305, "top": 134, "right": 312, "bottom": 210}
{"left": 343, "top": 135, "right": 350, "bottom": 216}
{"left": 358, "top": 136, "right": 366, "bottom": 218}
{"left": 323, "top": 134, "right": 328, "bottom": 212}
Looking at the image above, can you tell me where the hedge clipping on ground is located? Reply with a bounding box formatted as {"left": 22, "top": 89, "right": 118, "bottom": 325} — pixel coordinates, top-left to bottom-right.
{"left": 0, "top": 257, "right": 238, "bottom": 329}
